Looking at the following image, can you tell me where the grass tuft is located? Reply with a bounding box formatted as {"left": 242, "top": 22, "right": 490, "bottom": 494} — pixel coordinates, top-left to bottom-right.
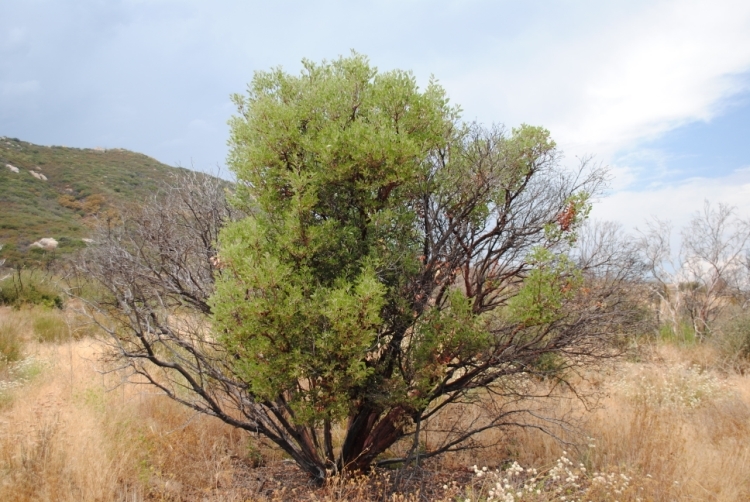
{"left": 32, "top": 311, "right": 70, "bottom": 343}
{"left": 0, "top": 315, "right": 23, "bottom": 366}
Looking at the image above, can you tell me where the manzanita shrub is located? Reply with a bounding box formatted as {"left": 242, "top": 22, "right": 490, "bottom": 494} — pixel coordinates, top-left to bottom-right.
{"left": 80, "top": 53, "right": 642, "bottom": 483}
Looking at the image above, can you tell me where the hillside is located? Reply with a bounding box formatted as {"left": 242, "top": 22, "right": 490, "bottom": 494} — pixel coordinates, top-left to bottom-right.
{"left": 0, "top": 136, "right": 191, "bottom": 262}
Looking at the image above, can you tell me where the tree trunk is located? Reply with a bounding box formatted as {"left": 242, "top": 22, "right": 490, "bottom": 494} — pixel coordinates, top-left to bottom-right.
{"left": 338, "top": 406, "right": 406, "bottom": 473}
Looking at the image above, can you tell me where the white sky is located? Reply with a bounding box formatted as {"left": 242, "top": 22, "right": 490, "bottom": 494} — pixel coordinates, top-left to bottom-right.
{"left": 2, "top": 0, "right": 750, "bottom": 232}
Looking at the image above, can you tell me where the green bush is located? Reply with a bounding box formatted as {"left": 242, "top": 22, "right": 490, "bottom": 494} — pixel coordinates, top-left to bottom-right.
{"left": 0, "top": 271, "right": 64, "bottom": 309}
{"left": 657, "top": 320, "right": 697, "bottom": 345}
{"left": 56, "top": 237, "right": 86, "bottom": 253}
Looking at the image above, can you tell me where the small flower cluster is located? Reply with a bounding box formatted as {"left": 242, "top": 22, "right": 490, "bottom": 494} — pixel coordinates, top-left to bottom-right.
{"left": 0, "top": 378, "right": 23, "bottom": 393}
{"left": 590, "top": 471, "right": 631, "bottom": 497}
{"left": 461, "top": 452, "right": 641, "bottom": 502}
{"left": 617, "top": 364, "right": 729, "bottom": 409}
{"left": 478, "top": 461, "right": 538, "bottom": 502}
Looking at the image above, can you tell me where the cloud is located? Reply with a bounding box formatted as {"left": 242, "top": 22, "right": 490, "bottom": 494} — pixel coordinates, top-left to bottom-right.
{"left": 443, "top": 0, "right": 750, "bottom": 159}
{"left": 433, "top": 0, "right": 750, "bottom": 232}
{"left": 593, "top": 166, "right": 750, "bottom": 231}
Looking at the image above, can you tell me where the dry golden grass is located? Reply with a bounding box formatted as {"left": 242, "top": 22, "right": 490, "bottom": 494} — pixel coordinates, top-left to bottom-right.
{"left": 463, "top": 347, "right": 750, "bottom": 502}
{"left": 1, "top": 307, "right": 749, "bottom": 501}
{"left": 0, "top": 330, "right": 254, "bottom": 501}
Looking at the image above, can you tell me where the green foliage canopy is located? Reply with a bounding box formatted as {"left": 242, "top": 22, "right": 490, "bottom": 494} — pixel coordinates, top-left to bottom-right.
{"left": 213, "top": 54, "right": 459, "bottom": 423}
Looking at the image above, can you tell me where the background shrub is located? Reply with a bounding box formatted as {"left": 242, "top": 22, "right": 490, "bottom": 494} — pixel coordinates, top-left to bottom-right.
{"left": 0, "top": 271, "right": 64, "bottom": 309}
{"left": 713, "top": 306, "right": 750, "bottom": 371}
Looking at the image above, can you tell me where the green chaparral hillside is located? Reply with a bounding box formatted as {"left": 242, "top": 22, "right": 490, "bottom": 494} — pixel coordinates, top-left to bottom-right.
{"left": 0, "top": 136, "right": 191, "bottom": 261}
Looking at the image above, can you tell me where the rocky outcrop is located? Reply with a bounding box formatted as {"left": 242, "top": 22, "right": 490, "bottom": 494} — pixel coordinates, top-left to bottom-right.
{"left": 29, "top": 170, "right": 48, "bottom": 181}
{"left": 30, "top": 237, "right": 58, "bottom": 250}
